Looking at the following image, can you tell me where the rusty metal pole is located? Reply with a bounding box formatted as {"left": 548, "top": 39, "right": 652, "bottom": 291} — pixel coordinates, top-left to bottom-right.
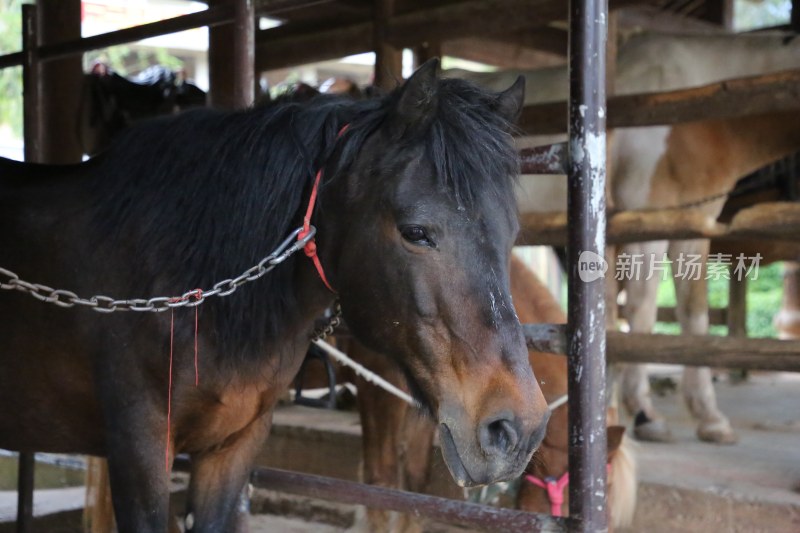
{"left": 18, "top": 7, "right": 40, "bottom": 531}
{"left": 566, "top": 0, "right": 608, "bottom": 531}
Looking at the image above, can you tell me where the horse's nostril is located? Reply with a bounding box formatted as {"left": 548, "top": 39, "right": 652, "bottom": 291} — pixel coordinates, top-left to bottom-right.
{"left": 480, "top": 416, "right": 520, "bottom": 455}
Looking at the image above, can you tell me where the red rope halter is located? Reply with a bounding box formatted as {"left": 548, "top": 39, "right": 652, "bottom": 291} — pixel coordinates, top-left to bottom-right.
{"left": 297, "top": 124, "right": 349, "bottom": 293}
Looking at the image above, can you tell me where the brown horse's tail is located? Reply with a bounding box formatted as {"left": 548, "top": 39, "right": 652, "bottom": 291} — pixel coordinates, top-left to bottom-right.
{"left": 609, "top": 433, "right": 637, "bottom": 529}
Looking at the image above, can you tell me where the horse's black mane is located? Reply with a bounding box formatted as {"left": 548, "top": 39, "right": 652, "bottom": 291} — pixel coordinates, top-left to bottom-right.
{"left": 89, "top": 77, "right": 519, "bottom": 362}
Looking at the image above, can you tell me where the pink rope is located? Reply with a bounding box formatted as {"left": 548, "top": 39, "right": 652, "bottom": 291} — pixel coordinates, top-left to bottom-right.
{"left": 525, "top": 463, "right": 612, "bottom": 517}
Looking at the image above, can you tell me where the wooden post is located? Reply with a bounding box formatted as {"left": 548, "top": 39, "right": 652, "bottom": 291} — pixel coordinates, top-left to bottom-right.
{"left": 413, "top": 40, "right": 441, "bottom": 69}
{"left": 22, "top": 4, "right": 41, "bottom": 164}
{"left": 701, "top": 0, "right": 734, "bottom": 29}
{"left": 19, "top": 6, "right": 41, "bottom": 530}
{"left": 792, "top": 0, "right": 800, "bottom": 33}
{"left": 727, "top": 273, "right": 747, "bottom": 338}
{"left": 373, "top": 0, "right": 403, "bottom": 90}
{"left": 37, "top": 0, "right": 83, "bottom": 163}
{"left": 208, "top": 0, "right": 254, "bottom": 109}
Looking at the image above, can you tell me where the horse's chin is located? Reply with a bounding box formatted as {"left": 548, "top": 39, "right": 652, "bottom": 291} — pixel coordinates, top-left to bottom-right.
{"left": 438, "top": 423, "right": 477, "bottom": 487}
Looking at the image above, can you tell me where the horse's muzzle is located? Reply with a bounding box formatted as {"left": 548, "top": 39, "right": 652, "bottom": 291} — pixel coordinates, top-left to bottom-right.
{"left": 438, "top": 407, "right": 550, "bottom": 487}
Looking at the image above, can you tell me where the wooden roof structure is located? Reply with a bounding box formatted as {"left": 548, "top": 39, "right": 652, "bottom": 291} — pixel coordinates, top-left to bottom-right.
{"left": 248, "top": 0, "right": 740, "bottom": 71}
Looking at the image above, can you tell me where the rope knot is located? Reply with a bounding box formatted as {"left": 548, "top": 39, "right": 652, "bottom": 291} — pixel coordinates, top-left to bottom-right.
{"left": 304, "top": 240, "right": 317, "bottom": 257}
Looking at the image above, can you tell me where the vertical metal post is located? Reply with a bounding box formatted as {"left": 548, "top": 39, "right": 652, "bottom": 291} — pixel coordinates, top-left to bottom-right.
{"left": 16, "top": 453, "right": 34, "bottom": 533}
{"left": 567, "top": 0, "right": 608, "bottom": 531}
{"left": 19, "top": 7, "right": 41, "bottom": 531}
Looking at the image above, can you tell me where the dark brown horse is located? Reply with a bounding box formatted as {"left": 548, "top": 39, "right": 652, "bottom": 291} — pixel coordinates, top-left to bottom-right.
{"left": 343, "top": 256, "right": 636, "bottom": 531}
{"left": 0, "top": 59, "right": 549, "bottom": 532}
{"left": 78, "top": 63, "right": 206, "bottom": 156}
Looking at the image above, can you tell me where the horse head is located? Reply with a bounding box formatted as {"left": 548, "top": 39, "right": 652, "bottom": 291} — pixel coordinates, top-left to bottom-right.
{"left": 319, "top": 59, "right": 549, "bottom": 486}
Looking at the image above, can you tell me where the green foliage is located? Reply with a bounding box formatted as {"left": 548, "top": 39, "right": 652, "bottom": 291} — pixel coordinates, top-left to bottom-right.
{"left": 734, "top": 0, "right": 791, "bottom": 30}
{"left": 0, "top": 0, "right": 28, "bottom": 138}
{"left": 653, "top": 261, "right": 784, "bottom": 338}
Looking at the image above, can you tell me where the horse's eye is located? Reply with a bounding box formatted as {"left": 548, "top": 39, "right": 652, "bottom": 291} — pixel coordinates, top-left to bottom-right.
{"left": 399, "top": 225, "right": 433, "bottom": 247}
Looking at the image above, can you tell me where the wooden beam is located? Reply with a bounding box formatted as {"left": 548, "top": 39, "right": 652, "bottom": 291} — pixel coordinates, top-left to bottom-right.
{"left": 619, "top": 305, "right": 728, "bottom": 325}
{"left": 255, "top": 0, "right": 647, "bottom": 71}
{"left": 518, "top": 202, "right": 800, "bottom": 247}
{"left": 441, "top": 37, "right": 565, "bottom": 69}
{"left": 523, "top": 328, "right": 800, "bottom": 372}
{"left": 518, "top": 69, "right": 800, "bottom": 135}
{"left": 607, "top": 332, "right": 800, "bottom": 371}
{"left": 616, "top": 4, "right": 724, "bottom": 33}
{"left": 490, "top": 26, "right": 568, "bottom": 57}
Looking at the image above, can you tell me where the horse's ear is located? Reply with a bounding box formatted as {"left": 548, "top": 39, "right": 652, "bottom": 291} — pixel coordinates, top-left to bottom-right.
{"left": 606, "top": 425, "right": 626, "bottom": 461}
{"left": 494, "top": 75, "right": 526, "bottom": 124}
{"left": 391, "top": 58, "right": 440, "bottom": 135}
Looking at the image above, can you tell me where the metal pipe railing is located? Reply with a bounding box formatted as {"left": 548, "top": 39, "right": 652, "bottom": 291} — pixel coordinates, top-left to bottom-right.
{"left": 566, "top": 0, "right": 609, "bottom": 530}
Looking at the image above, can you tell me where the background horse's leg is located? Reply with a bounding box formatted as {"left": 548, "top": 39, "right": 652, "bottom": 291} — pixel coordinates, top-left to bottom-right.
{"left": 394, "top": 411, "right": 435, "bottom": 533}
{"left": 347, "top": 339, "right": 432, "bottom": 533}
{"left": 185, "top": 418, "right": 268, "bottom": 533}
{"left": 619, "top": 240, "right": 673, "bottom": 442}
{"left": 669, "top": 240, "right": 737, "bottom": 444}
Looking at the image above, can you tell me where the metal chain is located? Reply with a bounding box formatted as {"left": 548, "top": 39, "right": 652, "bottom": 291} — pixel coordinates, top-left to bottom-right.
{"left": 310, "top": 301, "right": 342, "bottom": 341}
{"left": 0, "top": 226, "right": 316, "bottom": 313}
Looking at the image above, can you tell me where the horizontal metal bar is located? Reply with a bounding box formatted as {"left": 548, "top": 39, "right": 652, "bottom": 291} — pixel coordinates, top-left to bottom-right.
{"left": 249, "top": 467, "right": 570, "bottom": 532}
{"left": 520, "top": 143, "right": 568, "bottom": 174}
{"left": 524, "top": 323, "right": 567, "bottom": 353}
{"left": 0, "top": 5, "right": 235, "bottom": 69}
